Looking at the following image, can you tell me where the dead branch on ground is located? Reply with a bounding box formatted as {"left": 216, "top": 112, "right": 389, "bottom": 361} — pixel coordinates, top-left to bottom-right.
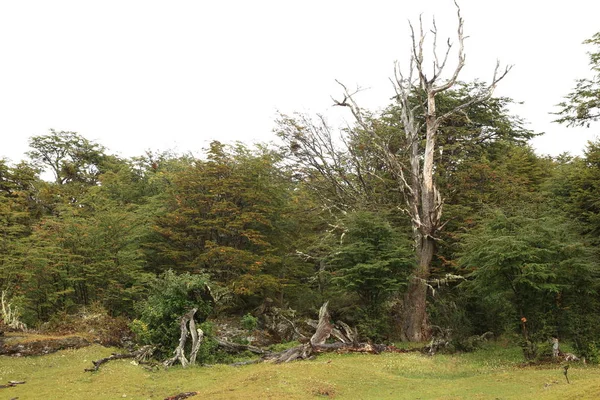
{"left": 230, "top": 302, "right": 390, "bottom": 365}
{"left": 84, "top": 345, "right": 155, "bottom": 372}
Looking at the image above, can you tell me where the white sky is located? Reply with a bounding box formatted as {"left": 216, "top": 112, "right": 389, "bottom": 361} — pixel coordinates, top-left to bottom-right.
{"left": 1, "top": 0, "right": 599, "bottom": 163}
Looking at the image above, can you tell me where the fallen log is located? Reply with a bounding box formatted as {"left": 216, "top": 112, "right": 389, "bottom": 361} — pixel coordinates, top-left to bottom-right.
{"left": 0, "top": 380, "right": 26, "bottom": 389}
{"left": 84, "top": 345, "right": 154, "bottom": 372}
{"left": 313, "top": 342, "right": 386, "bottom": 354}
{"left": 164, "top": 391, "right": 198, "bottom": 400}
{"left": 216, "top": 338, "right": 269, "bottom": 355}
{"left": 230, "top": 302, "right": 389, "bottom": 365}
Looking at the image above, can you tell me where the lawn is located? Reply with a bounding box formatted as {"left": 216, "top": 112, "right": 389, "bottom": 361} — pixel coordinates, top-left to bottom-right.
{"left": 1, "top": 343, "right": 599, "bottom": 399}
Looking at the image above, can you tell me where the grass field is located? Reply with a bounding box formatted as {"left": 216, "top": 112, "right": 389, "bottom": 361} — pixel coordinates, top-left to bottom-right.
{"left": 1, "top": 343, "right": 599, "bottom": 399}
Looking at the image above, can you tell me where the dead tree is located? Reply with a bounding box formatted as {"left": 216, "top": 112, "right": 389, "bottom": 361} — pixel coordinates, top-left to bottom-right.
{"left": 334, "top": 1, "right": 510, "bottom": 342}
{"left": 164, "top": 308, "right": 204, "bottom": 368}
{"left": 1, "top": 291, "right": 26, "bottom": 331}
{"left": 230, "top": 302, "right": 387, "bottom": 366}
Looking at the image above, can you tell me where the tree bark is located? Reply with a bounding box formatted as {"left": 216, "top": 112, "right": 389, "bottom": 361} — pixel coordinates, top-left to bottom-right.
{"left": 401, "top": 235, "right": 434, "bottom": 341}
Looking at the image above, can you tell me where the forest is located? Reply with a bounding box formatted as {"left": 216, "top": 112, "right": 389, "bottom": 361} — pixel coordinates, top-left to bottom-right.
{"left": 2, "top": 11, "right": 600, "bottom": 380}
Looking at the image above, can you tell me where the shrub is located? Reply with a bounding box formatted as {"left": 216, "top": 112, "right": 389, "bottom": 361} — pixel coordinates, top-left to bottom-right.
{"left": 131, "top": 270, "right": 214, "bottom": 357}
{"left": 241, "top": 313, "right": 258, "bottom": 331}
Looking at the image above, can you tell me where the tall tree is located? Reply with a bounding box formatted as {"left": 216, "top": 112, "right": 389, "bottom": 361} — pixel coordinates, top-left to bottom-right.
{"left": 27, "top": 130, "right": 109, "bottom": 185}
{"left": 0, "top": 160, "right": 42, "bottom": 293}
{"left": 459, "top": 206, "right": 599, "bottom": 359}
{"left": 150, "top": 142, "right": 291, "bottom": 307}
{"left": 332, "top": 4, "right": 510, "bottom": 341}
{"left": 556, "top": 32, "right": 600, "bottom": 127}
{"left": 547, "top": 140, "right": 600, "bottom": 244}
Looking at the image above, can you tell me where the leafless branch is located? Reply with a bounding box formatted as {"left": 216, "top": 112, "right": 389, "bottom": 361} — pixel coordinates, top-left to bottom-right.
{"left": 431, "top": 1, "right": 465, "bottom": 94}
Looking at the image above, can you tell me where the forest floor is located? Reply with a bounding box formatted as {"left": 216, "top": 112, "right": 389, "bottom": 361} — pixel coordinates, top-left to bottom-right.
{"left": 1, "top": 337, "right": 599, "bottom": 399}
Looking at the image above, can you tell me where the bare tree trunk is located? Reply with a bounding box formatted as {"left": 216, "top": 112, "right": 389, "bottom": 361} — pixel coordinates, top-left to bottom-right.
{"left": 164, "top": 308, "right": 203, "bottom": 368}
{"left": 333, "top": 3, "right": 510, "bottom": 342}
{"left": 401, "top": 236, "right": 434, "bottom": 341}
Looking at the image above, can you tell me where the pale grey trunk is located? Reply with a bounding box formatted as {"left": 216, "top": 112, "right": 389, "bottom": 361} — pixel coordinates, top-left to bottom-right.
{"left": 401, "top": 90, "right": 439, "bottom": 342}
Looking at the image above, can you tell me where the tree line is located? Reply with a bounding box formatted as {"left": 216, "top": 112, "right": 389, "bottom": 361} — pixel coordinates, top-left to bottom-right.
{"left": 1, "top": 19, "right": 600, "bottom": 362}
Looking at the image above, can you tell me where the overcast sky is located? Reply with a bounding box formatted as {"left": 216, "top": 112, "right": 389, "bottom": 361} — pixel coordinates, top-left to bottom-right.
{"left": 1, "top": 0, "right": 599, "bottom": 163}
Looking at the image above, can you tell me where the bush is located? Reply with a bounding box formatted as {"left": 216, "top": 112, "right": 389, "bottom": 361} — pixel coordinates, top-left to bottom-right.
{"left": 241, "top": 313, "right": 258, "bottom": 331}
{"left": 194, "top": 321, "right": 220, "bottom": 364}
{"left": 131, "top": 270, "right": 214, "bottom": 357}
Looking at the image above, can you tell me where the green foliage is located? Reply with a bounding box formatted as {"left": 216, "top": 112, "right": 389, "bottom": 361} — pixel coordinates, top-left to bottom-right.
{"left": 578, "top": 341, "right": 600, "bottom": 364}
{"left": 556, "top": 32, "right": 600, "bottom": 127}
{"left": 132, "top": 270, "right": 213, "bottom": 356}
{"left": 10, "top": 193, "right": 150, "bottom": 321}
{"left": 548, "top": 141, "right": 600, "bottom": 243}
{"left": 27, "top": 129, "right": 111, "bottom": 185}
{"left": 326, "top": 211, "right": 414, "bottom": 339}
{"left": 459, "top": 206, "right": 600, "bottom": 358}
{"left": 241, "top": 313, "right": 258, "bottom": 331}
{"left": 0, "top": 104, "right": 599, "bottom": 359}
{"left": 149, "top": 141, "right": 294, "bottom": 308}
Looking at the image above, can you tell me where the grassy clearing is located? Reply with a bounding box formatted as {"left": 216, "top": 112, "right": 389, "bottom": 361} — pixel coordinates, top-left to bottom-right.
{"left": 1, "top": 343, "right": 599, "bottom": 399}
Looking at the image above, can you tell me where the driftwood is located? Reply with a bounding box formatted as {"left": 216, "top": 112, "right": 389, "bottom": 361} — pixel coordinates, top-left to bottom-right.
{"left": 164, "top": 308, "right": 204, "bottom": 368}
{"left": 230, "top": 302, "right": 388, "bottom": 365}
{"left": 188, "top": 316, "right": 203, "bottom": 365}
{"left": 84, "top": 345, "right": 154, "bottom": 372}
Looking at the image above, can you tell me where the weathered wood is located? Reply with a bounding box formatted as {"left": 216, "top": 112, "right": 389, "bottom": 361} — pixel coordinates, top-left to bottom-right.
{"left": 188, "top": 317, "right": 203, "bottom": 365}
{"left": 164, "top": 308, "right": 202, "bottom": 368}
{"left": 85, "top": 345, "right": 154, "bottom": 372}
{"left": 310, "top": 302, "right": 333, "bottom": 346}
{"left": 313, "top": 342, "right": 386, "bottom": 354}
{"left": 216, "top": 339, "right": 269, "bottom": 355}
{"left": 229, "top": 302, "right": 389, "bottom": 365}
{"left": 336, "top": 321, "right": 358, "bottom": 345}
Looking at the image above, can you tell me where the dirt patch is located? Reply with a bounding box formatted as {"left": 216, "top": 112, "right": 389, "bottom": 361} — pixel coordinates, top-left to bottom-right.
{"left": 0, "top": 333, "right": 90, "bottom": 356}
